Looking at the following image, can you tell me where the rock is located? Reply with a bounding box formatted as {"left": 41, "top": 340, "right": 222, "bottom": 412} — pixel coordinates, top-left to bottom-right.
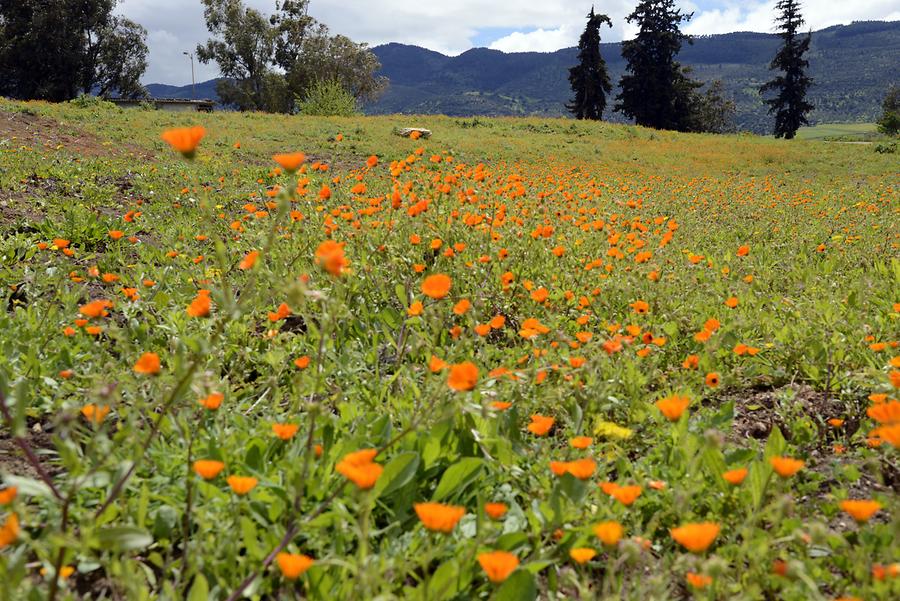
{"left": 396, "top": 128, "right": 431, "bottom": 139}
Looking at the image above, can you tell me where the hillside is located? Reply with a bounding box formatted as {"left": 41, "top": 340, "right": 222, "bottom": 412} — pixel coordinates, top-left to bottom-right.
{"left": 143, "top": 21, "right": 900, "bottom": 134}
{"left": 368, "top": 20, "right": 900, "bottom": 132}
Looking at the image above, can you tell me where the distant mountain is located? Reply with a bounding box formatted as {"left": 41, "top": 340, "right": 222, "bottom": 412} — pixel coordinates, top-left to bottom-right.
{"left": 368, "top": 21, "right": 900, "bottom": 133}
{"left": 142, "top": 21, "right": 899, "bottom": 134}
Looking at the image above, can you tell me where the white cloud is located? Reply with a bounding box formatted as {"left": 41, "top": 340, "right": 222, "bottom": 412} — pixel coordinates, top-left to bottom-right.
{"left": 115, "top": 0, "right": 900, "bottom": 84}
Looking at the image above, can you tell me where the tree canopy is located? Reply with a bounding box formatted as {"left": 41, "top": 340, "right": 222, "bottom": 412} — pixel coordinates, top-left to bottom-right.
{"left": 0, "top": 0, "right": 148, "bottom": 101}
{"left": 567, "top": 7, "right": 613, "bottom": 121}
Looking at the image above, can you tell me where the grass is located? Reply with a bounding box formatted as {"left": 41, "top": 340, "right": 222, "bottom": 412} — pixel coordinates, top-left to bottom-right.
{"left": 0, "top": 98, "right": 898, "bottom": 600}
{"left": 794, "top": 122, "right": 880, "bottom": 142}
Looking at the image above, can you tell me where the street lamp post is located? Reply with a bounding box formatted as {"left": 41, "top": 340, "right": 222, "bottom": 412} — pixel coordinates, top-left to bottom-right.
{"left": 183, "top": 51, "right": 195, "bottom": 100}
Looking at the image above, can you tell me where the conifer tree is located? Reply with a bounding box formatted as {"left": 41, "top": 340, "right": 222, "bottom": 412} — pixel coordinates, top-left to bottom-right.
{"left": 567, "top": 7, "right": 613, "bottom": 120}
{"left": 615, "top": 0, "right": 698, "bottom": 130}
{"left": 760, "top": 0, "right": 814, "bottom": 139}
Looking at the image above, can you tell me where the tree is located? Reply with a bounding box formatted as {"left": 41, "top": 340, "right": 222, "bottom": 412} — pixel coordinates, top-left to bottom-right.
{"left": 567, "top": 7, "right": 613, "bottom": 120}
{"left": 760, "top": 0, "right": 814, "bottom": 139}
{"left": 198, "top": 0, "right": 385, "bottom": 113}
{"left": 616, "top": 0, "right": 700, "bottom": 131}
{"left": 681, "top": 78, "right": 737, "bottom": 134}
{"left": 0, "top": 0, "right": 148, "bottom": 101}
{"left": 876, "top": 85, "right": 900, "bottom": 136}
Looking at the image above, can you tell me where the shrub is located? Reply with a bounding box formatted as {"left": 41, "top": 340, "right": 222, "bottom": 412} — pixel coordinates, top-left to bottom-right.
{"left": 296, "top": 79, "right": 358, "bottom": 117}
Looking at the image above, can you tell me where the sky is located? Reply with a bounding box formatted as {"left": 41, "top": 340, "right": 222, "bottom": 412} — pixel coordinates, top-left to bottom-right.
{"left": 116, "top": 1, "right": 900, "bottom": 85}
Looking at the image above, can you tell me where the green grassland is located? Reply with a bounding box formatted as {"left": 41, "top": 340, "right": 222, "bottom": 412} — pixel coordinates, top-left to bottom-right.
{"left": 0, "top": 98, "right": 898, "bottom": 600}
{"left": 794, "top": 123, "right": 881, "bottom": 142}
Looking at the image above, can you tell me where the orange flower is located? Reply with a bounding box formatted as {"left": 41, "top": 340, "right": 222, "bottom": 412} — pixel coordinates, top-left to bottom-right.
{"left": 630, "top": 300, "right": 649, "bottom": 314}
{"left": 724, "top": 296, "right": 739, "bottom": 308}
{"left": 0, "top": 487, "right": 17, "bottom": 505}
{"left": 227, "top": 475, "right": 258, "bottom": 495}
{"left": 655, "top": 394, "right": 690, "bottom": 421}
{"left": 610, "top": 485, "right": 642, "bottom": 506}
{"left": 161, "top": 126, "right": 206, "bottom": 158}
{"left": 133, "top": 352, "right": 161, "bottom": 375}
{"left": 570, "top": 436, "right": 593, "bottom": 449}
{"left": 335, "top": 449, "right": 382, "bottom": 490}
{"left": 273, "top": 152, "right": 306, "bottom": 172}
{"left": 736, "top": 245, "right": 750, "bottom": 257}
{"left": 186, "top": 293, "right": 211, "bottom": 318}
{"left": 272, "top": 423, "right": 299, "bottom": 440}
{"left": 414, "top": 502, "right": 466, "bottom": 533}
{"left": 867, "top": 401, "right": 900, "bottom": 424}
{"left": 408, "top": 301, "right": 424, "bottom": 316}
{"left": 839, "top": 499, "right": 882, "bottom": 523}
{"left": 79, "top": 299, "right": 113, "bottom": 318}
{"left": 550, "top": 458, "right": 596, "bottom": 480}
{"left": 422, "top": 274, "right": 452, "bottom": 299}
{"left": 193, "top": 460, "right": 225, "bottom": 480}
{"left": 593, "top": 521, "right": 623, "bottom": 546}
{"left": 276, "top": 552, "right": 314, "bottom": 579}
{"left": 109, "top": 230, "right": 124, "bottom": 240}
{"left": 0, "top": 513, "right": 19, "bottom": 548}
{"left": 530, "top": 287, "right": 549, "bottom": 303}
{"left": 770, "top": 456, "right": 804, "bottom": 478}
{"left": 81, "top": 404, "right": 110, "bottom": 425}
{"left": 722, "top": 468, "right": 748, "bottom": 485}
{"left": 682, "top": 354, "right": 699, "bottom": 369}
{"left": 686, "top": 572, "right": 712, "bottom": 589}
{"left": 294, "top": 356, "right": 311, "bottom": 369}
{"left": 453, "top": 298, "right": 471, "bottom": 315}
{"left": 477, "top": 551, "right": 519, "bottom": 583}
{"left": 448, "top": 362, "right": 479, "bottom": 391}
{"left": 314, "top": 240, "right": 349, "bottom": 276}
{"left": 199, "top": 392, "right": 224, "bottom": 410}
{"left": 239, "top": 250, "right": 259, "bottom": 270}
{"left": 670, "top": 522, "right": 720, "bottom": 553}
{"left": 484, "top": 502, "right": 508, "bottom": 519}
{"left": 569, "top": 548, "right": 597, "bottom": 564}
{"left": 705, "top": 372, "right": 720, "bottom": 388}
{"left": 527, "top": 414, "right": 555, "bottom": 436}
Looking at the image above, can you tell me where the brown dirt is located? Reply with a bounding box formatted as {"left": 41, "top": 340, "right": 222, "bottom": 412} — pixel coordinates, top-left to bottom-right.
{"left": 0, "top": 423, "right": 56, "bottom": 480}
{"left": 0, "top": 109, "right": 114, "bottom": 157}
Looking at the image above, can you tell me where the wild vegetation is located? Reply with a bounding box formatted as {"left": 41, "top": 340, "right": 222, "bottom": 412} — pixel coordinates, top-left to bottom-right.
{"left": 0, "top": 99, "right": 897, "bottom": 600}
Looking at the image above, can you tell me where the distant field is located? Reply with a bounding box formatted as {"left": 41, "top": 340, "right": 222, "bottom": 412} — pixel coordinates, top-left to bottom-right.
{"left": 0, "top": 99, "right": 898, "bottom": 600}
{"left": 795, "top": 122, "right": 879, "bottom": 141}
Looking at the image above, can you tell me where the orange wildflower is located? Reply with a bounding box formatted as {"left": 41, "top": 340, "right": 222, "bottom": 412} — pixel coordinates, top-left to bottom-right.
{"left": 193, "top": 460, "right": 225, "bottom": 480}
{"left": 484, "top": 503, "right": 508, "bottom": 519}
{"left": 314, "top": 240, "right": 349, "bottom": 276}
{"left": 81, "top": 404, "right": 110, "bottom": 425}
{"left": 186, "top": 293, "right": 211, "bottom": 318}
{"left": 610, "top": 485, "right": 642, "bottom": 506}
{"left": 414, "top": 502, "right": 466, "bottom": 533}
{"left": 276, "top": 553, "right": 314, "bottom": 579}
{"left": 593, "top": 521, "right": 623, "bottom": 546}
{"left": 655, "top": 394, "right": 690, "bottom": 421}
{"left": 527, "top": 414, "right": 555, "bottom": 436}
{"left": 686, "top": 573, "right": 712, "bottom": 589}
{"left": 570, "top": 436, "right": 593, "bottom": 449}
{"left": 839, "top": 499, "right": 882, "bottom": 523}
{"left": 722, "top": 468, "right": 748, "bottom": 485}
{"left": 0, "top": 513, "right": 19, "bottom": 548}
{"left": 335, "top": 449, "right": 382, "bottom": 490}
{"left": 670, "top": 522, "right": 720, "bottom": 553}
{"left": 79, "top": 299, "right": 113, "bottom": 318}
{"left": 724, "top": 296, "right": 739, "bottom": 308}
{"left": 477, "top": 551, "right": 519, "bottom": 583}
{"left": 408, "top": 301, "right": 424, "bottom": 316}
{"left": 422, "top": 274, "right": 452, "bottom": 299}
{"left": 239, "top": 250, "right": 259, "bottom": 270}
{"left": 294, "top": 356, "right": 311, "bottom": 369}
{"left": 227, "top": 475, "right": 258, "bottom": 496}
{"left": 569, "top": 548, "right": 597, "bottom": 564}
{"left": 272, "top": 423, "right": 299, "bottom": 440}
{"left": 705, "top": 372, "right": 720, "bottom": 388}
{"left": 448, "top": 362, "right": 478, "bottom": 391}
{"left": 453, "top": 298, "right": 471, "bottom": 315}
{"left": 199, "top": 392, "right": 224, "bottom": 410}
{"left": 0, "top": 487, "right": 18, "bottom": 505}
{"left": 273, "top": 152, "right": 306, "bottom": 172}
{"left": 161, "top": 126, "right": 206, "bottom": 158}
{"left": 736, "top": 245, "right": 750, "bottom": 257}
{"left": 133, "top": 352, "right": 161, "bottom": 375}
{"left": 770, "top": 456, "right": 804, "bottom": 478}
{"left": 630, "top": 300, "right": 649, "bottom": 314}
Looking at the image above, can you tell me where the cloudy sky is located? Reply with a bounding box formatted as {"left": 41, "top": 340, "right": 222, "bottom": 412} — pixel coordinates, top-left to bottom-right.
{"left": 116, "top": 0, "right": 900, "bottom": 85}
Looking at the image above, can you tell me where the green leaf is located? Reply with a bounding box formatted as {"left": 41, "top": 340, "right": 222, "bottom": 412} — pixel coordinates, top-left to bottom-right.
{"left": 494, "top": 570, "right": 536, "bottom": 601}
{"left": 374, "top": 451, "right": 420, "bottom": 499}
{"left": 187, "top": 574, "right": 209, "bottom": 601}
{"left": 96, "top": 526, "right": 154, "bottom": 552}
{"left": 433, "top": 457, "right": 483, "bottom": 501}
{"left": 763, "top": 426, "right": 787, "bottom": 459}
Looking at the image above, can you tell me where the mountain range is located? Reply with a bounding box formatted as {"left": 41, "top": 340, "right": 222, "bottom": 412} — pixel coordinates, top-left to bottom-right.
{"left": 146, "top": 20, "right": 900, "bottom": 134}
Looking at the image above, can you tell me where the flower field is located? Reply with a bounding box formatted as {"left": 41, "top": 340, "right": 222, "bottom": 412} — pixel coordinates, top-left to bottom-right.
{"left": 0, "top": 99, "right": 898, "bottom": 600}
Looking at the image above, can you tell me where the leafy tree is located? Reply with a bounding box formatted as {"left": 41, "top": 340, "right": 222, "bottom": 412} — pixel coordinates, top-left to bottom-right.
{"left": 198, "top": 0, "right": 384, "bottom": 113}
{"left": 567, "top": 7, "right": 613, "bottom": 120}
{"left": 616, "top": 0, "right": 699, "bottom": 131}
{"left": 297, "top": 78, "right": 358, "bottom": 116}
{"left": 876, "top": 85, "right": 900, "bottom": 136}
{"left": 681, "top": 78, "right": 737, "bottom": 134}
{"left": 0, "top": 0, "right": 147, "bottom": 101}
{"left": 760, "top": 0, "right": 814, "bottom": 139}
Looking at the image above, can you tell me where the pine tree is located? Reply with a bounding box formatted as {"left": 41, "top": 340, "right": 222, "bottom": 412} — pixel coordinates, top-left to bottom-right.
{"left": 760, "top": 0, "right": 814, "bottom": 139}
{"left": 566, "top": 7, "right": 613, "bottom": 120}
{"left": 615, "top": 0, "right": 698, "bottom": 131}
